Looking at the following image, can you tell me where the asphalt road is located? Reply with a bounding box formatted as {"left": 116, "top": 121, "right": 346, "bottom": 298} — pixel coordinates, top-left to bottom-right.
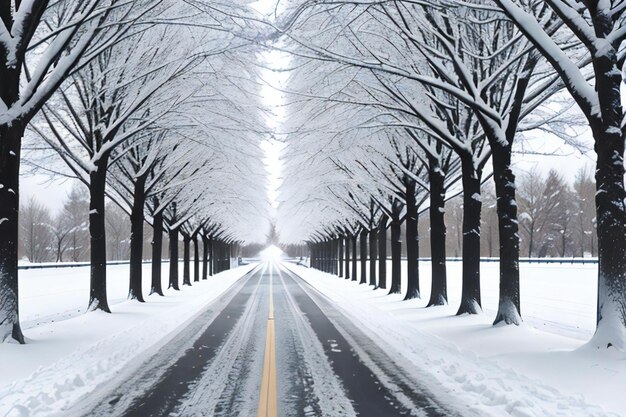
{"left": 76, "top": 262, "right": 451, "bottom": 417}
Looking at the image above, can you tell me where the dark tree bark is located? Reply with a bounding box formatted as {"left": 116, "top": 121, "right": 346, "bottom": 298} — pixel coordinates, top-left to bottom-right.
{"left": 56, "top": 239, "right": 64, "bottom": 263}
{"left": 224, "top": 242, "right": 228, "bottom": 272}
{"left": 150, "top": 207, "right": 164, "bottom": 296}
{"left": 369, "top": 228, "right": 377, "bottom": 287}
{"left": 344, "top": 236, "right": 351, "bottom": 280}
{"left": 329, "top": 240, "right": 333, "bottom": 273}
{"left": 492, "top": 145, "right": 521, "bottom": 324}
{"left": 359, "top": 229, "right": 368, "bottom": 284}
{"left": 88, "top": 155, "right": 111, "bottom": 313}
{"left": 202, "top": 235, "right": 209, "bottom": 280}
{"left": 351, "top": 234, "right": 358, "bottom": 281}
{"left": 315, "top": 242, "right": 320, "bottom": 270}
{"left": 193, "top": 235, "right": 200, "bottom": 282}
{"left": 427, "top": 162, "right": 447, "bottom": 306}
{"left": 378, "top": 215, "right": 388, "bottom": 290}
{"left": 338, "top": 236, "right": 344, "bottom": 277}
{"left": 182, "top": 234, "right": 191, "bottom": 286}
{"left": 594, "top": 124, "right": 626, "bottom": 347}
{"left": 389, "top": 202, "right": 402, "bottom": 295}
{"left": 404, "top": 179, "right": 420, "bottom": 300}
{"left": 209, "top": 238, "right": 213, "bottom": 276}
{"left": 0, "top": 120, "right": 25, "bottom": 343}
{"left": 168, "top": 226, "right": 180, "bottom": 291}
{"left": 214, "top": 241, "right": 223, "bottom": 274}
{"left": 128, "top": 175, "right": 147, "bottom": 302}
{"left": 325, "top": 241, "right": 330, "bottom": 272}
{"left": 456, "top": 158, "right": 482, "bottom": 315}
{"left": 331, "top": 239, "right": 338, "bottom": 274}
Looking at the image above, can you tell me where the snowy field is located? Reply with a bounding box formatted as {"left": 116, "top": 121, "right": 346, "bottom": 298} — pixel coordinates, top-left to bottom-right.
{"left": 0, "top": 263, "right": 258, "bottom": 417}
{"left": 285, "top": 261, "right": 625, "bottom": 417}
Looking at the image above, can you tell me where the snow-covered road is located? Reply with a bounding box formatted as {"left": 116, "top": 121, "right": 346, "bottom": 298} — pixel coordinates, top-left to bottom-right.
{"left": 66, "top": 262, "right": 449, "bottom": 417}
{"left": 2, "top": 260, "right": 622, "bottom": 417}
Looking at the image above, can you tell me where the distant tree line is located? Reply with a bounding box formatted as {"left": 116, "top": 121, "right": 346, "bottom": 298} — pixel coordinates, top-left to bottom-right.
{"left": 18, "top": 185, "right": 178, "bottom": 264}
{"left": 440, "top": 167, "right": 597, "bottom": 259}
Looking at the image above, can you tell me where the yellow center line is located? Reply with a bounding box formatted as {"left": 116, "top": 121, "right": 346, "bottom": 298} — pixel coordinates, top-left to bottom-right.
{"left": 258, "top": 271, "right": 277, "bottom": 417}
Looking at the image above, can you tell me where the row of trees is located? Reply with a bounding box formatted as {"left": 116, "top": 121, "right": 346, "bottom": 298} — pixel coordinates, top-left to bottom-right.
{"left": 275, "top": 0, "right": 626, "bottom": 351}
{"left": 19, "top": 188, "right": 174, "bottom": 263}
{"left": 0, "top": 1, "right": 270, "bottom": 343}
{"left": 305, "top": 166, "right": 597, "bottom": 260}
{"left": 442, "top": 166, "right": 597, "bottom": 259}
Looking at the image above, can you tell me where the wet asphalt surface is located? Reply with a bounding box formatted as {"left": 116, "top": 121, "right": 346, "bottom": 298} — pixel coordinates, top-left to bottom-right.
{"left": 74, "top": 262, "right": 450, "bottom": 417}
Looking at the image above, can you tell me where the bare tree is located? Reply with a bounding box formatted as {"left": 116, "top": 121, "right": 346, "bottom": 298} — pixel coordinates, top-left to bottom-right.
{"left": 61, "top": 185, "right": 90, "bottom": 262}
{"left": 518, "top": 168, "right": 575, "bottom": 258}
{"left": 106, "top": 202, "right": 131, "bottom": 262}
{"left": 19, "top": 197, "right": 53, "bottom": 263}
{"left": 573, "top": 167, "right": 597, "bottom": 258}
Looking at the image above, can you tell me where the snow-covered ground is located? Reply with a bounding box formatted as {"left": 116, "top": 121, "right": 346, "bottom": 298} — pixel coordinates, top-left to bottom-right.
{"left": 284, "top": 261, "right": 626, "bottom": 417}
{"left": 0, "top": 262, "right": 257, "bottom": 417}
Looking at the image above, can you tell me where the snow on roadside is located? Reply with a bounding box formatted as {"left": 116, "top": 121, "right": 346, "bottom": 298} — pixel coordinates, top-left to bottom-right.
{"left": 0, "top": 263, "right": 257, "bottom": 417}
{"left": 283, "top": 262, "right": 626, "bottom": 417}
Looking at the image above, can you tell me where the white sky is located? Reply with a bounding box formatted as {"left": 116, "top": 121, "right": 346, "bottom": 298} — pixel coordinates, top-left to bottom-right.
{"left": 258, "top": 46, "right": 289, "bottom": 213}
{"left": 253, "top": 0, "right": 289, "bottom": 215}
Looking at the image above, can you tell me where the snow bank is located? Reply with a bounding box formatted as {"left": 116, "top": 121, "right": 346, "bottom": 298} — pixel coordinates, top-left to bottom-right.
{"left": 0, "top": 263, "right": 257, "bottom": 417}
{"left": 284, "top": 261, "right": 626, "bottom": 416}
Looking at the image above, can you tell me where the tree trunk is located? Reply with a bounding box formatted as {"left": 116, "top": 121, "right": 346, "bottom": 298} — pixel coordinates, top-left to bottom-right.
{"left": 128, "top": 175, "right": 147, "bottom": 302}
{"left": 226, "top": 243, "right": 231, "bottom": 271}
{"left": 351, "top": 234, "right": 357, "bottom": 281}
{"left": 404, "top": 179, "right": 420, "bottom": 300}
{"left": 202, "top": 235, "right": 209, "bottom": 280}
{"left": 168, "top": 227, "right": 180, "bottom": 290}
{"left": 389, "top": 214, "right": 402, "bottom": 295}
{"left": 209, "top": 238, "right": 214, "bottom": 276}
{"left": 0, "top": 120, "right": 25, "bottom": 343}
{"left": 193, "top": 235, "right": 200, "bottom": 282}
{"left": 588, "top": 44, "right": 626, "bottom": 348}
{"left": 331, "top": 238, "right": 341, "bottom": 275}
{"left": 427, "top": 162, "right": 448, "bottom": 306}
{"left": 344, "top": 236, "right": 351, "bottom": 280}
{"left": 378, "top": 215, "right": 388, "bottom": 290}
{"left": 88, "top": 156, "right": 111, "bottom": 313}
{"left": 359, "top": 229, "right": 368, "bottom": 284}
{"left": 150, "top": 208, "right": 164, "bottom": 296}
{"left": 214, "top": 241, "right": 221, "bottom": 274}
{"left": 492, "top": 145, "right": 522, "bottom": 325}
{"left": 338, "top": 236, "right": 344, "bottom": 277}
{"left": 369, "top": 228, "right": 377, "bottom": 287}
{"left": 182, "top": 234, "right": 191, "bottom": 286}
{"left": 456, "top": 158, "right": 482, "bottom": 315}
{"left": 56, "top": 239, "right": 63, "bottom": 263}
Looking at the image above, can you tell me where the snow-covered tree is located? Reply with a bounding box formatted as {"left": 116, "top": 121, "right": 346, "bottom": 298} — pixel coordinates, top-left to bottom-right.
{"left": 492, "top": 0, "right": 626, "bottom": 349}
{"left": 0, "top": 0, "right": 154, "bottom": 343}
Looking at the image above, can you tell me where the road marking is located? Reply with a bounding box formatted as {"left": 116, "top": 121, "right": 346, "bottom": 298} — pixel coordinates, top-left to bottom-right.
{"left": 258, "top": 271, "right": 277, "bottom": 417}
